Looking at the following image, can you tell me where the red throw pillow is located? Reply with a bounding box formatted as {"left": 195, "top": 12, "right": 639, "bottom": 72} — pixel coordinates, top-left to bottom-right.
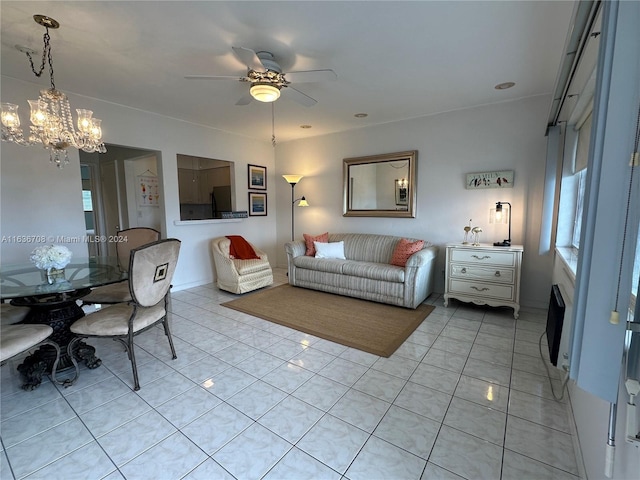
{"left": 303, "top": 232, "right": 329, "bottom": 256}
{"left": 391, "top": 238, "right": 424, "bottom": 267}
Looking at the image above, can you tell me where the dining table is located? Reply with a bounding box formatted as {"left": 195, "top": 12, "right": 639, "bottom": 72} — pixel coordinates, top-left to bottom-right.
{"left": 0, "top": 257, "right": 127, "bottom": 388}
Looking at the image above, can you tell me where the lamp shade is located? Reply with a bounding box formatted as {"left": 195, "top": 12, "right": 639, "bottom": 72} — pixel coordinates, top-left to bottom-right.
{"left": 298, "top": 197, "right": 309, "bottom": 207}
{"left": 250, "top": 84, "right": 281, "bottom": 103}
{"left": 282, "top": 174, "right": 303, "bottom": 184}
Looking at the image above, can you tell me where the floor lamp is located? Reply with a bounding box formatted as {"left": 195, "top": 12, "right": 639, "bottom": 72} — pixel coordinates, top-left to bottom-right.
{"left": 282, "top": 175, "right": 309, "bottom": 241}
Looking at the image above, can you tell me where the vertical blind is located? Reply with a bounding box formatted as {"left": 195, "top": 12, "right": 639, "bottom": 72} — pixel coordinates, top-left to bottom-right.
{"left": 574, "top": 112, "right": 592, "bottom": 173}
{"left": 569, "top": 0, "right": 640, "bottom": 403}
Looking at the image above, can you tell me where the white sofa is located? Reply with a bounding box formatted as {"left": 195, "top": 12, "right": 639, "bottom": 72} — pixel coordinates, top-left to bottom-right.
{"left": 284, "top": 233, "right": 438, "bottom": 309}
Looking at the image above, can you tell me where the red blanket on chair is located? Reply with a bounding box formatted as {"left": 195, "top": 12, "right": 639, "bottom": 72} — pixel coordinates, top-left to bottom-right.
{"left": 226, "top": 235, "right": 260, "bottom": 260}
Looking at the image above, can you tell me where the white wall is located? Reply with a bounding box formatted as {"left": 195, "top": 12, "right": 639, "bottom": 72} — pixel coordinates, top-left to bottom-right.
{"left": 274, "top": 95, "right": 554, "bottom": 308}
{"left": 0, "top": 76, "right": 276, "bottom": 289}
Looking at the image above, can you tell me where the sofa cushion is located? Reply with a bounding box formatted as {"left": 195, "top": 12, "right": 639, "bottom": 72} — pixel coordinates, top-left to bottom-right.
{"left": 341, "top": 261, "right": 405, "bottom": 283}
{"left": 293, "top": 256, "right": 348, "bottom": 274}
{"left": 391, "top": 238, "right": 425, "bottom": 267}
{"left": 303, "top": 232, "right": 329, "bottom": 256}
{"left": 315, "top": 241, "right": 346, "bottom": 259}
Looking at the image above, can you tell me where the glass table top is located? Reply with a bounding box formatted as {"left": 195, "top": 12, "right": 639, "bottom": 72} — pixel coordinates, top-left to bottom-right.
{"left": 0, "top": 257, "right": 127, "bottom": 299}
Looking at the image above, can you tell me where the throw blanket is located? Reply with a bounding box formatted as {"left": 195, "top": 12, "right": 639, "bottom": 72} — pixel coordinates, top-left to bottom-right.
{"left": 226, "top": 235, "right": 260, "bottom": 260}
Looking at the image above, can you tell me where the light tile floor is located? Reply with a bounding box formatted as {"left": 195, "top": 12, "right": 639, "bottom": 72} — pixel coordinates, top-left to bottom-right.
{"left": 0, "top": 269, "right": 582, "bottom": 479}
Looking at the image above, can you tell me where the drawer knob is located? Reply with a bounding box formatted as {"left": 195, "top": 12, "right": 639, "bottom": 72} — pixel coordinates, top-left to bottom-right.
{"left": 495, "top": 271, "right": 501, "bottom": 277}
{"left": 461, "top": 267, "right": 467, "bottom": 274}
{"left": 470, "top": 286, "right": 490, "bottom": 292}
{"left": 471, "top": 255, "right": 491, "bottom": 260}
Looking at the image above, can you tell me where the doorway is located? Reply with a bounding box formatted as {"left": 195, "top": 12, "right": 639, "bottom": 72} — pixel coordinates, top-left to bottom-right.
{"left": 79, "top": 144, "right": 161, "bottom": 258}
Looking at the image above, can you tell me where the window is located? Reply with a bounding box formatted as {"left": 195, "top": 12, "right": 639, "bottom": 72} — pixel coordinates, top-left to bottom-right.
{"left": 572, "top": 169, "right": 587, "bottom": 249}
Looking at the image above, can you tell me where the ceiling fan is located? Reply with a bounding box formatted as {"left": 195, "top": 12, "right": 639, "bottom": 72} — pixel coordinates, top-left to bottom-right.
{"left": 185, "top": 47, "right": 337, "bottom": 107}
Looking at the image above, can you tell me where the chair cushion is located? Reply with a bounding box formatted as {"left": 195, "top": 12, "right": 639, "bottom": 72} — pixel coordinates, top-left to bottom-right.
{"left": 234, "top": 258, "right": 272, "bottom": 275}
{"left": 82, "top": 281, "right": 131, "bottom": 304}
{"left": 0, "top": 324, "right": 53, "bottom": 362}
{"left": 70, "top": 301, "right": 166, "bottom": 336}
{"left": 1, "top": 304, "right": 30, "bottom": 325}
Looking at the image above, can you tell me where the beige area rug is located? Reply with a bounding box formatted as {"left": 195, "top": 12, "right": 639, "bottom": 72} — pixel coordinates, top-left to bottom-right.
{"left": 221, "top": 284, "right": 435, "bottom": 357}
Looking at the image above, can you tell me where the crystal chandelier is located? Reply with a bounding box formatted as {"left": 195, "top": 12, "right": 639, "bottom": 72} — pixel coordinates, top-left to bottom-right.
{"left": 1, "top": 15, "right": 106, "bottom": 168}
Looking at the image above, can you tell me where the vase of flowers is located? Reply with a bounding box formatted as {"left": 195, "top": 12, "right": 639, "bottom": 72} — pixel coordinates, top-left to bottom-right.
{"left": 30, "top": 245, "right": 72, "bottom": 284}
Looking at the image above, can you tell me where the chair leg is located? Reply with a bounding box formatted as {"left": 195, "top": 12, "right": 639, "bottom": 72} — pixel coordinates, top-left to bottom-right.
{"left": 62, "top": 338, "right": 81, "bottom": 386}
{"left": 127, "top": 333, "right": 140, "bottom": 391}
{"left": 162, "top": 318, "right": 177, "bottom": 360}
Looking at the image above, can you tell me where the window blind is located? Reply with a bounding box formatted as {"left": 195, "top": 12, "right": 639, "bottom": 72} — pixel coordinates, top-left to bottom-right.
{"left": 574, "top": 111, "right": 593, "bottom": 173}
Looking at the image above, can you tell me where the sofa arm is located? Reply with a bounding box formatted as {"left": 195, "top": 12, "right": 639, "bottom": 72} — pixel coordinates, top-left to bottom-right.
{"left": 405, "top": 245, "right": 438, "bottom": 268}
{"left": 403, "top": 245, "right": 439, "bottom": 308}
{"left": 284, "top": 240, "right": 306, "bottom": 258}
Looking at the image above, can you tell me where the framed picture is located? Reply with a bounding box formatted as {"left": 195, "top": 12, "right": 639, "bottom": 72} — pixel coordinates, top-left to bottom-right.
{"left": 248, "top": 164, "right": 267, "bottom": 190}
{"left": 248, "top": 192, "right": 267, "bottom": 216}
{"left": 465, "top": 170, "right": 514, "bottom": 189}
{"left": 395, "top": 179, "right": 409, "bottom": 206}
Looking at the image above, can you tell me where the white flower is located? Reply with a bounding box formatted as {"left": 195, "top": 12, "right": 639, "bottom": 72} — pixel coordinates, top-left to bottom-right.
{"left": 30, "top": 245, "right": 73, "bottom": 270}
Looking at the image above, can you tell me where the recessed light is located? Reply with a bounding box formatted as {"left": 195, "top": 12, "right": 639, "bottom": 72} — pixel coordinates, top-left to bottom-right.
{"left": 300, "top": 124, "right": 312, "bottom": 129}
{"left": 354, "top": 113, "right": 368, "bottom": 118}
{"left": 495, "top": 82, "right": 515, "bottom": 90}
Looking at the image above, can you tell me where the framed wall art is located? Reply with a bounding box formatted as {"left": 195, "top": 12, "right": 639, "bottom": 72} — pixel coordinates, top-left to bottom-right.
{"left": 248, "top": 164, "right": 267, "bottom": 190}
{"left": 465, "top": 170, "right": 514, "bottom": 189}
{"left": 248, "top": 192, "right": 267, "bottom": 216}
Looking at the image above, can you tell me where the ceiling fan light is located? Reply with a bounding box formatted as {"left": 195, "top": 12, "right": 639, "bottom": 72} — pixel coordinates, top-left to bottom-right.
{"left": 250, "top": 84, "right": 281, "bottom": 103}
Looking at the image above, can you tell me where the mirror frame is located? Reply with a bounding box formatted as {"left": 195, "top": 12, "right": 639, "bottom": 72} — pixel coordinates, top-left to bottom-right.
{"left": 343, "top": 150, "right": 417, "bottom": 218}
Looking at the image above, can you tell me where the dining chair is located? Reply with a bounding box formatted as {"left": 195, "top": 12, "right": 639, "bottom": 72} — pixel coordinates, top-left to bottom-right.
{"left": 68, "top": 238, "right": 181, "bottom": 390}
{"left": 81, "top": 227, "right": 160, "bottom": 305}
{"left": 0, "top": 323, "right": 73, "bottom": 390}
{"left": 1, "top": 303, "right": 30, "bottom": 325}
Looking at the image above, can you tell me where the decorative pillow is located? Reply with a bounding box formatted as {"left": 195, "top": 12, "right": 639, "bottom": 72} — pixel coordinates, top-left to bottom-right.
{"left": 390, "top": 238, "right": 425, "bottom": 267}
{"left": 303, "top": 232, "right": 329, "bottom": 256}
{"left": 314, "top": 241, "right": 346, "bottom": 259}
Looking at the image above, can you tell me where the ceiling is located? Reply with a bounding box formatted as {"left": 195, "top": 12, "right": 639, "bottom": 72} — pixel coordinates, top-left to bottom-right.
{"left": 0, "top": 1, "right": 575, "bottom": 144}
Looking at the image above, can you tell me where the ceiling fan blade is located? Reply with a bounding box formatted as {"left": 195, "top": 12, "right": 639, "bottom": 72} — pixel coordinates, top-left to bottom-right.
{"left": 285, "top": 69, "right": 337, "bottom": 83}
{"left": 235, "top": 91, "right": 254, "bottom": 106}
{"left": 232, "top": 46, "right": 265, "bottom": 71}
{"left": 284, "top": 86, "right": 317, "bottom": 107}
{"left": 184, "top": 75, "right": 248, "bottom": 81}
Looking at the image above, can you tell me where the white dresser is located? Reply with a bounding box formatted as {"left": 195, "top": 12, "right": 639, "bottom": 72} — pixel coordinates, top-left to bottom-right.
{"left": 444, "top": 243, "right": 523, "bottom": 319}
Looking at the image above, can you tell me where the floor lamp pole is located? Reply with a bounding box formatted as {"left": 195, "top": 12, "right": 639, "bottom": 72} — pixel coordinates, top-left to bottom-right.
{"left": 290, "top": 183, "right": 296, "bottom": 241}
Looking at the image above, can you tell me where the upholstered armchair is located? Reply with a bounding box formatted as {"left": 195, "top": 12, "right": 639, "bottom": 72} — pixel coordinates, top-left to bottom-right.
{"left": 68, "top": 239, "right": 181, "bottom": 390}
{"left": 211, "top": 236, "right": 273, "bottom": 294}
{"left": 82, "top": 227, "right": 160, "bottom": 305}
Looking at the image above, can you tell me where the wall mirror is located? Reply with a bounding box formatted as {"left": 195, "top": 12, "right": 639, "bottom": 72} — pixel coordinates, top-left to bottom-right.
{"left": 177, "top": 154, "right": 235, "bottom": 220}
{"left": 343, "top": 150, "right": 417, "bottom": 217}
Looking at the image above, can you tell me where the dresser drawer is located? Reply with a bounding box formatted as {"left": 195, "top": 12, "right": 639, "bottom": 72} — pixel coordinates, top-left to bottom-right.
{"left": 448, "top": 279, "right": 514, "bottom": 301}
{"left": 449, "top": 264, "right": 514, "bottom": 284}
{"left": 450, "top": 249, "right": 517, "bottom": 267}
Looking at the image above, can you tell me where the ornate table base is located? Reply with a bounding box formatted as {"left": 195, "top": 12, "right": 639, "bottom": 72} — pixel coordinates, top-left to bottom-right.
{"left": 11, "top": 289, "right": 102, "bottom": 390}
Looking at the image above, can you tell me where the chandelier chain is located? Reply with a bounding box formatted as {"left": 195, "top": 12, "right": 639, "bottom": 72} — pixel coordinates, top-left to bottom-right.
{"left": 25, "top": 28, "right": 56, "bottom": 90}
{"left": 1, "top": 16, "right": 106, "bottom": 167}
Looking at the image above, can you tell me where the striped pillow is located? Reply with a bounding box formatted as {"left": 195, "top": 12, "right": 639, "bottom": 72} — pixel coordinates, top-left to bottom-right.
{"left": 390, "top": 238, "right": 424, "bottom": 266}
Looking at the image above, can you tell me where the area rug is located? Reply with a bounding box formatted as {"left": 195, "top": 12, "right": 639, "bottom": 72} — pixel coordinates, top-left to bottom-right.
{"left": 221, "top": 284, "right": 435, "bottom": 357}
